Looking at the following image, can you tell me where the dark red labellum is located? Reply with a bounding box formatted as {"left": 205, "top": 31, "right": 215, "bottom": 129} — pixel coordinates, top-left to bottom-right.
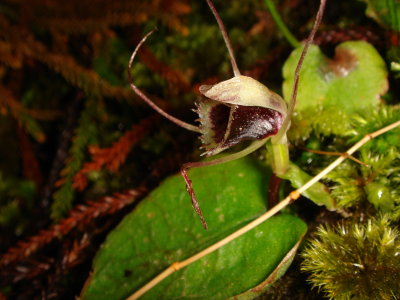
{"left": 196, "top": 100, "right": 283, "bottom": 156}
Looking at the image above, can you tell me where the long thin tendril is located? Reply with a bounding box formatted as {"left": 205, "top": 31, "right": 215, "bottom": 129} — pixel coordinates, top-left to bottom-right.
{"left": 206, "top": 0, "right": 241, "bottom": 77}
{"left": 128, "top": 29, "right": 201, "bottom": 133}
{"left": 275, "top": 0, "right": 327, "bottom": 141}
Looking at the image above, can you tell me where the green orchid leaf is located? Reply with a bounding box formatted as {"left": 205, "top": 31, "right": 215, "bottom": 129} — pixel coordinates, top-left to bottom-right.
{"left": 283, "top": 41, "right": 388, "bottom": 114}
{"left": 81, "top": 156, "right": 307, "bottom": 300}
{"left": 228, "top": 237, "right": 303, "bottom": 300}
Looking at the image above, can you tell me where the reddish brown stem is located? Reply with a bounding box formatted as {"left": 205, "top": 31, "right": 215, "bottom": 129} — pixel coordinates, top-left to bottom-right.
{"left": 205, "top": 0, "right": 240, "bottom": 77}
{"left": 180, "top": 163, "right": 208, "bottom": 230}
{"left": 15, "top": 122, "right": 42, "bottom": 187}
{"left": 128, "top": 30, "right": 201, "bottom": 133}
{"left": 179, "top": 140, "right": 266, "bottom": 230}
{"left": 268, "top": 173, "right": 282, "bottom": 208}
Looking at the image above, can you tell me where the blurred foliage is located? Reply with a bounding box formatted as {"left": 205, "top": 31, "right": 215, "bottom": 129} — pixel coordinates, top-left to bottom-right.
{"left": 0, "top": 172, "right": 36, "bottom": 235}
{"left": 0, "top": 0, "right": 194, "bottom": 224}
{"left": 51, "top": 97, "right": 101, "bottom": 220}
{"left": 359, "top": 0, "right": 400, "bottom": 30}
{"left": 0, "top": 0, "right": 399, "bottom": 299}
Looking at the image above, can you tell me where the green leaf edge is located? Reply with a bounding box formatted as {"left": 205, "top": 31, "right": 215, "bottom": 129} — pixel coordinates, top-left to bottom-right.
{"left": 228, "top": 235, "right": 304, "bottom": 300}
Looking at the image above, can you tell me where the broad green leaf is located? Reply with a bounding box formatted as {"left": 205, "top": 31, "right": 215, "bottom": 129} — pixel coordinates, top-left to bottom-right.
{"left": 228, "top": 238, "right": 303, "bottom": 300}
{"left": 283, "top": 41, "right": 388, "bottom": 114}
{"left": 81, "top": 156, "right": 307, "bottom": 299}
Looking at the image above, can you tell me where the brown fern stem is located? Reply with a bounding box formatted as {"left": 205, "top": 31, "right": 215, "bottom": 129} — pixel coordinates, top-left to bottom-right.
{"left": 1, "top": 150, "right": 188, "bottom": 285}
{"left": 41, "top": 93, "right": 83, "bottom": 208}
{"left": 73, "top": 114, "right": 159, "bottom": 191}
{"left": 15, "top": 122, "right": 43, "bottom": 187}
{"left": 0, "top": 187, "right": 147, "bottom": 267}
{"left": 138, "top": 44, "right": 191, "bottom": 93}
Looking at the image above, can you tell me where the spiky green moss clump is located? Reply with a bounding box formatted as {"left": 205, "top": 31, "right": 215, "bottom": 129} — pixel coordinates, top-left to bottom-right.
{"left": 301, "top": 217, "right": 400, "bottom": 299}
{"left": 322, "top": 106, "right": 400, "bottom": 219}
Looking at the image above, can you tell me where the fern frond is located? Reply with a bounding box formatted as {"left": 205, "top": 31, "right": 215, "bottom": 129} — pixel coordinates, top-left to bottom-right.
{"left": 137, "top": 45, "right": 191, "bottom": 92}
{"left": 0, "top": 19, "right": 136, "bottom": 103}
{"left": 17, "top": 0, "right": 190, "bottom": 35}
{"left": 73, "top": 115, "right": 159, "bottom": 191}
{"left": 0, "top": 86, "right": 46, "bottom": 142}
{"left": 51, "top": 98, "right": 100, "bottom": 220}
{"left": 0, "top": 40, "right": 23, "bottom": 69}
{"left": 1, "top": 187, "right": 147, "bottom": 267}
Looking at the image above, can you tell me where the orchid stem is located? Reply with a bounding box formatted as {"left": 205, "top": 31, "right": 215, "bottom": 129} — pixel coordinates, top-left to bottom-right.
{"left": 269, "top": 134, "right": 289, "bottom": 176}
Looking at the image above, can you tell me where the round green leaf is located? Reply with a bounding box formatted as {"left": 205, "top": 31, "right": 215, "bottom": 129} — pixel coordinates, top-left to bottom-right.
{"left": 81, "top": 156, "right": 307, "bottom": 299}
{"left": 283, "top": 41, "right": 388, "bottom": 113}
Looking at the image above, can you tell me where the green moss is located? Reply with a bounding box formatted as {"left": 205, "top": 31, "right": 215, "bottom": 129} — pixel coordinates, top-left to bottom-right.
{"left": 302, "top": 216, "right": 400, "bottom": 299}
{"left": 323, "top": 106, "right": 400, "bottom": 219}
